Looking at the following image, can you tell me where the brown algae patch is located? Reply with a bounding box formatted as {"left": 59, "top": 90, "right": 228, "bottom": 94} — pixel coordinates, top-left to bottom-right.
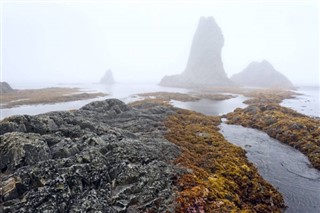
{"left": 1, "top": 87, "right": 107, "bottom": 108}
{"left": 226, "top": 103, "right": 320, "bottom": 170}
{"left": 164, "top": 108, "right": 285, "bottom": 212}
{"left": 137, "top": 92, "right": 235, "bottom": 103}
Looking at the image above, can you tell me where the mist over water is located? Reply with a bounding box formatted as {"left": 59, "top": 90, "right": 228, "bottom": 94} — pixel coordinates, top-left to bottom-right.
{"left": 1, "top": 2, "right": 319, "bottom": 212}
{"left": 1, "top": 1, "right": 319, "bottom": 86}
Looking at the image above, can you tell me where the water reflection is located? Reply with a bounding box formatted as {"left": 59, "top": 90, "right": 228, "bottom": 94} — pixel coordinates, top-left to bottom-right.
{"left": 220, "top": 123, "right": 320, "bottom": 213}
{"left": 1, "top": 83, "right": 191, "bottom": 119}
{"left": 171, "top": 95, "right": 247, "bottom": 116}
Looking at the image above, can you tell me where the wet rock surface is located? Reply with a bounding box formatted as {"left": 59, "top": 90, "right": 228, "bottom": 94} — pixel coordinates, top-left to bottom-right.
{"left": 226, "top": 103, "right": 320, "bottom": 170}
{"left": 220, "top": 123, "right": 320, "bottom": 213}
{"left": 0, "top": 99, "right": 182, "bottom": 212}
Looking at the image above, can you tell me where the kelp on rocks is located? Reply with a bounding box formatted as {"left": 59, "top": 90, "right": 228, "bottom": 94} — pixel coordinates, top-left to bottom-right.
{"left": 164, "top": 108, "right": 285, "bottom": 212}
{"left": 226, "top": 103, "right": 320, "bottom": 170}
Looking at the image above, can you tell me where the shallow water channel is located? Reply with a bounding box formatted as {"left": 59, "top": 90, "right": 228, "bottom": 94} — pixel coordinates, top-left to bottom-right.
{"left": 219, "top": 123, "right": 320, "bottom": 213}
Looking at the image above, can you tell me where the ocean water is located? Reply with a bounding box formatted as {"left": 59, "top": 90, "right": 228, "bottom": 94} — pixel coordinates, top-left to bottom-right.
{"left": 0, "top": 82, "right": 189, "bottom": 119}
{"left": 171, "top": 95, "right": 247, "bottom": 116}
{"left": 2, "top": 82, "right": 318, "bottom": 119}
{"left": 281, "top": 86, "right": 320, "bottom": 118}
{"left": 1, "top": 82, "right": 248, "bottom": 119}
{"left": 220, "top": 123, "right": 320, "bottom": 213}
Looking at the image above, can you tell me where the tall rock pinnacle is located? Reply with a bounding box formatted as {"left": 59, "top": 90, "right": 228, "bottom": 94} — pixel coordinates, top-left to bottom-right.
{"left": 160, "top": 17, "right": 233, "bottom": 87}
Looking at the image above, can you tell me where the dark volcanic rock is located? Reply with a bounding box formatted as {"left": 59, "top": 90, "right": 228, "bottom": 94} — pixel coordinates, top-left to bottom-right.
{"left": 0, "top": 133, "right": 51, "bottom": 171}
{"left": 100, "top": 69, "right": 115, "bottom": 84}
{"left": 231, "top": 60, "right": 294, "bottom": 88}
{"left": 160, "top": 17, "right": 233, "bottom": 88}
{"left": 0, "top": 82, "right": 14, "bottom": 93}
{"left": 0, "top": 99, "right": 183, "bottom": 212}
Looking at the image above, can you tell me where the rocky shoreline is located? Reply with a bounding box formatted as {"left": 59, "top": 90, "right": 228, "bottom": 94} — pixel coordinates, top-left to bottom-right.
{"left": 225, "top": 91, "right": 320, "bottom": 170}
{"left": 0, "top": 98, "right": 285, "bottom": 212}
{"left": 1, "top": 87, "right": 106, "bottom": 109}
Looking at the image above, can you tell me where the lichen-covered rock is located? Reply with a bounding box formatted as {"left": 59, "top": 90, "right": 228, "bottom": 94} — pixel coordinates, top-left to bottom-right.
{"left": 0, "top": 132, "right": 51, "bottom": 172}
{"left": 0, "top": 99, "right": 182, "bottom": 212}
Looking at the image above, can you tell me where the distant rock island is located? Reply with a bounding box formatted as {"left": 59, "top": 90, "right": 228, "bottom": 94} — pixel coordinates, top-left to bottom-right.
{"left": 100, "top": 69, "right": 115, "bottom": 84}
{"left": 231, "top": 60, "right": 294, "bottom": 88}
{"left": 160, "top": 17, "right": 233, "bottom": 88}
{"left": 0, "top": 82, "right": 14, "bottom": 93}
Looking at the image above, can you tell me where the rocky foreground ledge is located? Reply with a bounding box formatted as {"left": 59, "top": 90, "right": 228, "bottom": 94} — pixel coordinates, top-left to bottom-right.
{"left": 0, "top": 99, "right": 285, "bottom": 212}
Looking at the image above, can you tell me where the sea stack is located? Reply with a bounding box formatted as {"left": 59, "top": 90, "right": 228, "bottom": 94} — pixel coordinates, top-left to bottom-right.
{"left": 0, "top": 82, "right": 14, "bottom": 93}
{"left": 160, "top": 17, "right": 233, "bottom": 88}
{"left": 100, "top": 69, "right": 115, "bottom": 84}
{"left": 231, "top": 60, "right": 294, "bottom": 89}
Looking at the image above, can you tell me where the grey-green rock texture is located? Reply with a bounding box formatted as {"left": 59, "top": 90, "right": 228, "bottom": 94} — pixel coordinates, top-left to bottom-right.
{"left": 231, "top": 60, "right": 294, "bottom": 88}
{"left": 0, "top": 99, "right": 184, "bottom": 212}
{"left": 160, "top": 17, "right": 233, "bottom": 88}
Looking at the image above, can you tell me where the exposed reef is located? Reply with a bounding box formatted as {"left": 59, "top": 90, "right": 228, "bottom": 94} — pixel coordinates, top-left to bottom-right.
{"left": 137, "top": 92, "right": 235, "bottom": 102}
{"left": 1, "top": 87, "right": 106, "bottom": 109}
{"left": 225, "top": 92, "right": 320, "bottom": 170}
{"left": 0, "top": 99, "right": 285, "bottom": 212}
{"left": 160, "top": 17, "right": 233, "bottom": 88}
{"left": 231, "top": 60, "right": 294, "bottom": 89}
{"left": 164, "top": 108, "right": 285, "bottom": 212}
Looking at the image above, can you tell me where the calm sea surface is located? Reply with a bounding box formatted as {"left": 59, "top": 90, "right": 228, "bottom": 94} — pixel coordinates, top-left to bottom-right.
{"left": 281, "top": 86, "right": 319, "bottom": 118}
{"left": 2, "top": 83, "right": 318, "bottom": 119}
{"left": 1, "top": 82, "right": 247, "bottom": 119}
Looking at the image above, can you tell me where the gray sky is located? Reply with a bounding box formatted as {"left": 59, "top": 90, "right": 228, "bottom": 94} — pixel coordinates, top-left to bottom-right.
{"left": 1, "top": 0, "right": 319, "bottom": 86}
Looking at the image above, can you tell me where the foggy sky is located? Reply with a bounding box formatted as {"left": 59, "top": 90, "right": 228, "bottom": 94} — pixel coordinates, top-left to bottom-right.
{"left": 1, "top": 0, "right": 319, "bottom": 86}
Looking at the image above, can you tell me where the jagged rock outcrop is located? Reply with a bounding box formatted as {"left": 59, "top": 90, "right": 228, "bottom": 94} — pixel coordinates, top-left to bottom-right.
{"left": 0, "top": 82, "right": 14, "bottom": 93}
{"left": 100, "top": 69, "right": 115, "bottom": 84}
{"left": 160, "top": 17, "right": 233, "bottom": 88}
{"left": 0, "top": 99, "right": 182, "bottom": 212}
{"left": 231, "top": 60, "right": 294, "bottom": 88}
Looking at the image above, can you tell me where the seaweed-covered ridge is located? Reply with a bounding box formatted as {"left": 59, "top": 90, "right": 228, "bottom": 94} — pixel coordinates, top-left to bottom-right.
{"left": 164, "top": 108, "right": 285, "bottom": 212}
{"left": 226, "top": 92, "right": 320, "bottom": 170}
